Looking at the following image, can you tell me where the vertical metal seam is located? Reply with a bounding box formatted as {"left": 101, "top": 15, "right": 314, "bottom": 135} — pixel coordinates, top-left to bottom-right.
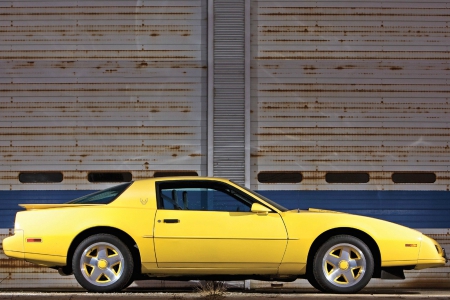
{"left": 207, "top": 0, "right": 214, "bottom": 177}
{"left": 244, "top": 0, "right": 251, "bottom": 188}
{"left": 211, "top": 0, "right": 246, "bottom": 184}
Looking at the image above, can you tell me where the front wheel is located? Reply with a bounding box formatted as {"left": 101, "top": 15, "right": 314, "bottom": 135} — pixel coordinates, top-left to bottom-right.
{"left": 72, "top": 234, "right": 134, "bottom": 292}
{"left": 312, "top": 235, "right": 374, "bottom": 293}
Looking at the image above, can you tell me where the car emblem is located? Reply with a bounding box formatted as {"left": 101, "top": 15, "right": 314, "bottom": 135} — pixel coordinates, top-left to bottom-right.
{"left": 140, "top": 198, "right": 148, "bottom": 205}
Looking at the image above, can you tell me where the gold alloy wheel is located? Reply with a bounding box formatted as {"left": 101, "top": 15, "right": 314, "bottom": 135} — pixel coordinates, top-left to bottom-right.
{"left": 321, "top": 243, "right": 366, "bottom": 287}
{"left": 80, "top": 242, "right": 124, "bottom": 286}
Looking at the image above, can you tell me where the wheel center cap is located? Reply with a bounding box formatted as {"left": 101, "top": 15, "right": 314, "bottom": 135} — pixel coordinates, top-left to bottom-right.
{"left": 339, "top": 260, "right": 349, "bottom": 270}
{"left": 98, "top": 259, "right": 108, "bottom": 269}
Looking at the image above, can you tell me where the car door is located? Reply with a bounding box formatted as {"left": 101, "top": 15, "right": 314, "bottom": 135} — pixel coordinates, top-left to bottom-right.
{"left": 153, "top": 180, "right": 288, "bottom": 272}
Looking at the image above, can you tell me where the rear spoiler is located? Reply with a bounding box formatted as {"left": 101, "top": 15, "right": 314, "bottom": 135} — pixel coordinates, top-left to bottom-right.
{"left": 19, "top": 204, "right": 103, "bottom": 210}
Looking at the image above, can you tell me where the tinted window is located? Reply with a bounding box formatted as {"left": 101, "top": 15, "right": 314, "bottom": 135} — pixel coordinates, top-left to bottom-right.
{"left": 258, "top": 172, "right": 302, "bottom": 183}
{"left": 88, "top": 172, "right": 132, "bottom": 182}
{"left": 19, "top": 172, "right": 63, "bottom": 183}
{"left": 154, "top": 171, "right": 198, "bottom": 177}
{"left": 234, "top": 182, "right": 288, "bottom": 212}
{"left": 325, "top": 172, "right": 370, "bottom": 183}
{"left": 157, "top": 181, "right": 256, "bottom": 212}
{"left": 67, "top": 182, "right": 133, "bottom": 204}
{"left": 392, "top": 172, "right": 436, "bottom": 183}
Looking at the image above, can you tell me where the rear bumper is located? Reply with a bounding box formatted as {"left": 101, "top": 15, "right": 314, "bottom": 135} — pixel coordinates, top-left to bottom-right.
{"left": 3, "top": 230, "right": 24, "bottom": 259}
{"left": 4, "top": 230, "right": 66, "bottom": 267}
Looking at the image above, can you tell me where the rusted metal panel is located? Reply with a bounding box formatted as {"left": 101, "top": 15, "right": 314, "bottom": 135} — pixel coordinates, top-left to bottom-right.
{"left": 250, "top": 0, "right": 450, "bottom": 191}
{"left": 0, "top": 0, "right": 207, "bottom": 190}
{"left": 0, "top": 0, "right": 207, "bottom": 288}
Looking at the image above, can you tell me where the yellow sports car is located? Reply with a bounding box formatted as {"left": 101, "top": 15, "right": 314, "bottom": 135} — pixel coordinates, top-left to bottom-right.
{"left": 3, "top": 177, "right": 447, "bottom": 293}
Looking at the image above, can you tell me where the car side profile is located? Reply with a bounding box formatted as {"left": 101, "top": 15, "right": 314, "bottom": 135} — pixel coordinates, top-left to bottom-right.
{"left": 3, "top": 177, "right": 447, "bottom": 293}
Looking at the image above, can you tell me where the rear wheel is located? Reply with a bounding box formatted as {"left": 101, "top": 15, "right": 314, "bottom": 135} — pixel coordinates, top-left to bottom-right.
{"left": 72, "top": 234, "right": 134, "bottom": 292}
{"left": 312, "top": 235, "right": 374, "bottom": 293}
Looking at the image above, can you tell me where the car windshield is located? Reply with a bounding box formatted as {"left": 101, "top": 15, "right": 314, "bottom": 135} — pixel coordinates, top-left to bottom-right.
{"left": 231, "top": 181, "right": 289, "bottom": 212}
{"left": 66, "top": 182, "right": 133, "bottom": 204}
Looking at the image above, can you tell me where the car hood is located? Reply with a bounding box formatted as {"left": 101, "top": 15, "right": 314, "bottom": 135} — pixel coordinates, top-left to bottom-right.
{"left": 282, "top": 207, "right": 423, "bottom": 237}
{"left": 307, "top": 208, "right": 345, "bottom": 213}
{"left": 284, "top": 208, "right": 346, "bottom": 214}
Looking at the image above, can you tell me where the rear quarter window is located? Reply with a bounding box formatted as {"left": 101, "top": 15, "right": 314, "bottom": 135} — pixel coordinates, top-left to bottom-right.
{"left": 67, "top": 182, "right": 133, "bottom": 204}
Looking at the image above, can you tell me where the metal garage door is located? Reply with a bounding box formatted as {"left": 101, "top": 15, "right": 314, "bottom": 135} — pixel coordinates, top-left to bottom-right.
{"left": 0, "top": 0, "right": 207, "bottom": 288}
{"left": 251, "top": 0, "right": 450, "bottom": 192}
{"left": 250, "top": 0, "right": 450, "bottom": 287}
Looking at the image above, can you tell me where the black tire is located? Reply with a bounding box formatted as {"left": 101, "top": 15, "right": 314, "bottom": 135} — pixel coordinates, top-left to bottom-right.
{"left": 123, "top": 276, "right": 135, "bottom": 290}
{"left": 72, "top": 234, "right": 134, "bottom": 292}
{"left": 306, "top": 274, "right": 326, "bottom": 292}
{"left": 312, "top": 235, "right": 374, "bottom": 294}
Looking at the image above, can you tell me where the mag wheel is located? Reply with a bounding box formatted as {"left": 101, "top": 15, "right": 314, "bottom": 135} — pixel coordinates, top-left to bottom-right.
{"left": 312, "top": 235, "right": 374, "bottom": 294}
{"left": 72, "top": 234, "right": 134, "bottom": 292}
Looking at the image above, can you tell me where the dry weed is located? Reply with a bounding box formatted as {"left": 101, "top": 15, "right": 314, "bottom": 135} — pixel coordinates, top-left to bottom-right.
{"left": 195, "top": 281, "right": 227, "bottom": 299}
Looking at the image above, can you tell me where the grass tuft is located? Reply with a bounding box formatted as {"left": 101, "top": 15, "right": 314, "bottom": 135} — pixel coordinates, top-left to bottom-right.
{"left": 195, "top": 281, "right": 227, "bottom": 299}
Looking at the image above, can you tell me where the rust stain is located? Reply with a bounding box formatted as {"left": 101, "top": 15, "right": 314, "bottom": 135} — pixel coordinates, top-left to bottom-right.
{"left": 335, "top": 65, "right": 356, "bottom": 70}
{"left": 258, "top": 7, "right": 448, "bottom": 17}
{"left": 255, "top": 51, "right": 450, "bottom": 60}
{"left": 0, "top": 82, "right": 194, "bottom": 92}
{"left": 1, "top": 7, "right": 195, "bottom": 16}
{"left": 303, "top": 66, "right": 316, "bottom": 70}
{"left": 0, "top": 50, "right": 196, "bottom": 60}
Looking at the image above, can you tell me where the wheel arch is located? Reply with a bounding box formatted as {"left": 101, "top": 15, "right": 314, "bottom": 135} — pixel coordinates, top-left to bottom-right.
{"left": 306, "top": 227, "right": 382, "bottom": 278}
{"left": 64, "top": 226, "right": 141, "bottom": 275}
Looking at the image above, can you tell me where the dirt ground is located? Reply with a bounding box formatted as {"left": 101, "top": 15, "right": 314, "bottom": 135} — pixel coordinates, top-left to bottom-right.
{"left": 1, "top": 289, "right": 450, "bottom": 300}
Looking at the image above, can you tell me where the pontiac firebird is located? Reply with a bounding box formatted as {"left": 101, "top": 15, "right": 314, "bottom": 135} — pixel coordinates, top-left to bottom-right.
{"left": 3, "top": 177, "right": 447, "bottom": 293}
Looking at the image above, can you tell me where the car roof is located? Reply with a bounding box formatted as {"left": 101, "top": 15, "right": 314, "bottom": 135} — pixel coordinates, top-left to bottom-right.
{"left": 135, "top": 176, "right": 231, "bottom": 183}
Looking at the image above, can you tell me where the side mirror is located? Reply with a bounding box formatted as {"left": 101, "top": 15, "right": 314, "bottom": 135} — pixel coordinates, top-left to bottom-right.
{"left": 251, "top": 203, "right": 271, "bottom": 215}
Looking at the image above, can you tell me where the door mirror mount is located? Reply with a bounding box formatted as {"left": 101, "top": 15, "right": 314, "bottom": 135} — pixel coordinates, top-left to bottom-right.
{"left": 251, "top": 203, "right": 271, "bottom": 215}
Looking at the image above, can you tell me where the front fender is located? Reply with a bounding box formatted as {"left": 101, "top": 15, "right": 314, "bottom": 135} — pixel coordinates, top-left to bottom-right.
{"left": 278, "top": 211, "right": 425, "bottom": 274}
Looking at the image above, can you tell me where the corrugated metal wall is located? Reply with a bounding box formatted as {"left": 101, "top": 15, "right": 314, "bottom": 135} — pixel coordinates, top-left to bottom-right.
{"left": 0, "top": 0, "right": 207, "bottom": 287}
{"left": 250, "top": 0, "right": 450, "bottom": 288}
{"left": 0, "top": 0, "right": 207, "bottom": 191}
{"left": 1, "top": 0, "right": 450, "bottom": 291}
{"left": 250, "top": 0, "right": 450, "bottom": 191}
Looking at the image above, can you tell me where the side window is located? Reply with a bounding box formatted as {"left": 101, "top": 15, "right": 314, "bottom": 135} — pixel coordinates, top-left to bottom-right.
{"left": 158, "top": 182, "right": 254, "bottom": 212}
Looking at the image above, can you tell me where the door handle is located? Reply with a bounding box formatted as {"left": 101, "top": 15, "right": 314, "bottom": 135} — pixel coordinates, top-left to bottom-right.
{"left": 163, "top": 219, "right": 180, "bottom": 223}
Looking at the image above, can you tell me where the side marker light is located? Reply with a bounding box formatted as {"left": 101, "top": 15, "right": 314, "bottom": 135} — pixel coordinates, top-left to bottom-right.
{"left": 26, "top": 238, "right": 42, "bottom": 243}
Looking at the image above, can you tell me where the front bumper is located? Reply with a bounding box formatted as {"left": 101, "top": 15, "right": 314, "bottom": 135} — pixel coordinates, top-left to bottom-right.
{"left": 415, "top": 234, "right": 447, "bottom": 270}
